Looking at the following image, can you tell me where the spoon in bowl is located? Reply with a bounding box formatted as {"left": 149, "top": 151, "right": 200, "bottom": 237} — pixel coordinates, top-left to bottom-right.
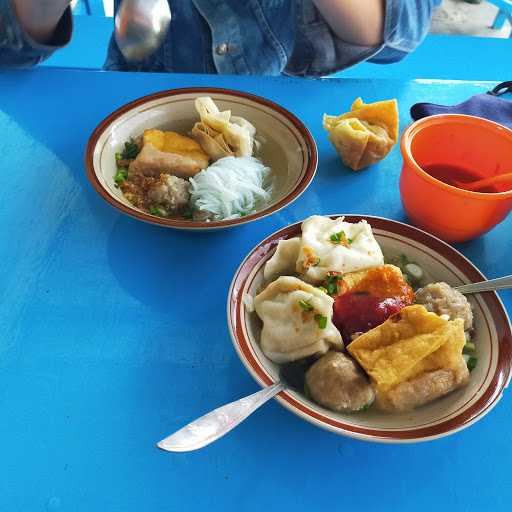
{"left": 452, "top": 172, "right": 512, "bottom": 192}
{"left": 115, "top": 0, "right": 172, "bottom": 63}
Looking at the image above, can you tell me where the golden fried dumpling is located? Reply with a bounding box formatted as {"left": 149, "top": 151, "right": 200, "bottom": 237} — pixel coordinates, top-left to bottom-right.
{"left": 323, "top": 97, "right": 399, "bottom": 171}
{"left": 191, "top": 97, "right": 256, "bottom": 160}
{"left": 129, "top": 129, "right": 209, "bottom": 178}
{"left": 347, "top": 304, "right": 469, "bottom": 412}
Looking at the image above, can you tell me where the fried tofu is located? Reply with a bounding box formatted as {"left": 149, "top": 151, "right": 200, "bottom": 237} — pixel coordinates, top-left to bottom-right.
{"left": 347, "top": 304, "right": 468, "bottom": 411}
{"left": 129, "top": 129, "right": 210, "bottom": 178}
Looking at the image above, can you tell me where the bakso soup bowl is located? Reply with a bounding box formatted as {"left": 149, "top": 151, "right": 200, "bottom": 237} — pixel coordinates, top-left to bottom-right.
{"left": 228, "top": 215, "right": 512, "bottom": 443}
{"left": 85, "top": 87, "right": 317, "bottom": 230}
{"left": 400, "top": 114, "right": 512, "bottom": 243}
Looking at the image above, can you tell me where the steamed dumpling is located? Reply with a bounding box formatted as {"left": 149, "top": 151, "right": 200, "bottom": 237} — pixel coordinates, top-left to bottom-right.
{"left": 263, "top": 237, "right": 301, "bottom": 281}
{"left": 296, "top": 216, "right": 384, "bottom": 284}
{"left": 254, "top": 276, "right": 343, "bottom": 363}
{"left": 191, "top": 97, "right": 256, "bottom": 160}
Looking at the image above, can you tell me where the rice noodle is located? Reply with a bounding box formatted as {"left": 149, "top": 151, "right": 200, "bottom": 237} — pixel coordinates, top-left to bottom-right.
{"left": 189, "top": 156, "right": 272, "bottom": 220}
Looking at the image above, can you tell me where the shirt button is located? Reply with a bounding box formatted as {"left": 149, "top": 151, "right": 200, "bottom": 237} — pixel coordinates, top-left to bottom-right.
{"left": 215, "top": 43, "right": 229, "bottom": 55}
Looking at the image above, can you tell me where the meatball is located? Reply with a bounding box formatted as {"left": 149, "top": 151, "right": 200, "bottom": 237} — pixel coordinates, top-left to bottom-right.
{"left": 305, "top": 352, "right": 375, "bottom": 412}
{"left": 146, "top": 174, "right": 190, "bottom": 215}
{"left": 376, "top": 358, "right": 469, "bottom": 412}
{"left": 415, "top": 282, "right": 473, "bottom": 330}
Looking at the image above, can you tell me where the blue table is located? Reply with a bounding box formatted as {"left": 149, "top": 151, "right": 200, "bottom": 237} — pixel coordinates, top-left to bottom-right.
{"left": 1, "top": 68, "right": 511, "bottom": 511}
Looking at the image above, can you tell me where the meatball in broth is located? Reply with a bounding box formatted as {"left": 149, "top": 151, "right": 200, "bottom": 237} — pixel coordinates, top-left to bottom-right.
{"left": 305, "top": 352, "right": 375, "bottom": 412}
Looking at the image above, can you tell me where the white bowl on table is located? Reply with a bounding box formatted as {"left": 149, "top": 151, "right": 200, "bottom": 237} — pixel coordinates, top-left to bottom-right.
{"left": 228, "top": 215, "right": 512, "bottom": 443}
{"left": 85, "top": 87, "right": 317, "bottom": 230}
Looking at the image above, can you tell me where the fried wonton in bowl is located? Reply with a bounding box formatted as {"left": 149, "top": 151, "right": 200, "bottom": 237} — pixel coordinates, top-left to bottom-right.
{"left": 323, "top": 97, "right": 399, "bottom": 171}
{"left": 347, "top": 304, "right": 469, "bottom": 412}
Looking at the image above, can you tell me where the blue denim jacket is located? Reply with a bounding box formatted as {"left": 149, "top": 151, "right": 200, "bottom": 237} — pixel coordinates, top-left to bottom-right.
{"left": 0, "top": 0, "right": 441, "bottom": 76}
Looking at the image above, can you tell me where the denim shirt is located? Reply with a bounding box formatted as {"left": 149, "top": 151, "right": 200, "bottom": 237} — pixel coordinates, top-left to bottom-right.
{"left": 0, "top": 0, "right": 441, "bottom": 76}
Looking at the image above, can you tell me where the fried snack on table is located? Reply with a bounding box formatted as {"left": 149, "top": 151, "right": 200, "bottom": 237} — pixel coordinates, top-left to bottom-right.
{"left": 323, "top": 97, "right": 399, "bottom": 171}
{"left": 347, "top": 304, "right": 468, "bottom": 411}
{"left": 129, "top": 129, "right": 209, "bottom": 178}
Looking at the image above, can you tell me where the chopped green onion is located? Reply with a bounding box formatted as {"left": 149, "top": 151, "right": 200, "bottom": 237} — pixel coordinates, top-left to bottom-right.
{"left": 405, "top": 263, "right": 424, "bottom": 282}
{"left": 115, "top": 152, "right": 122, "bottom": 161}
{"left": 149, "top": 205, "right": 165, "bottom": 216}
{"left": 463, "top": 341, "right": 476, "bottom": 354}
{"left": 467, "top": 356, "right": 478, "bottom": 372}
{"left": 358, "top": 403, "right": 372, "bottom": 412}
{"left": 329, "top": 231, "right": 351, "bottom": 246}
{"left": 121, "top": 140, "right": 140, "bottom": 160}
{"left": 114, "top": 169, "right": 128, "bottom": 184}
{"left": 298, "top": 299, "right": 314, "bottom": 311}
{"left": 318, "top": 286, "right": 328, "bottom": 294}
{"left": 348, "top": 238, "right": 353, "bottom": 244}
{"left": 325, "top": 273, "right": 342, "bottom": 296}
{"left": 315, "top": 314, "right": 327, "bottom": 329}
{"left": 183, "top": 210, "right": 194, "bottom": 220}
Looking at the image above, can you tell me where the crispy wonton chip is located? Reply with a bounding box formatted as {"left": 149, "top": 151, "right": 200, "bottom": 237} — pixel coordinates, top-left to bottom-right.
{"left": 323, "top": 97, "right": 399, "bottom": 171}
{"left": 347, "top": 305, "right": 466, "bottom": 392}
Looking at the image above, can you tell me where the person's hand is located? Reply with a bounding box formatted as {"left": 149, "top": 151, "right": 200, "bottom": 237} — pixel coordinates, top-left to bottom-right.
{"left": 13, "top": 0, "right": 71, "bottom": 44}
{"left": 312, "top": 0, "right": 385, "bottom": 46}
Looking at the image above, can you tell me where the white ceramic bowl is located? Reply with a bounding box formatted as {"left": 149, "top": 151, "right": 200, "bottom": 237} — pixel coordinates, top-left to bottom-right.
{"left": 228, "top": 215, "right": 512, "bottom": 442}
{"left": 85, "top": 87, "right": 317, "bottom": 230}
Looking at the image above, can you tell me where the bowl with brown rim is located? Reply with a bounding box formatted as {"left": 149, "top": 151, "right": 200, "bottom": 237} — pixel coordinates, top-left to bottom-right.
{"left": 85, "top": 87, "right": 317, "bottom": 230}
{"left": 227, "top": 214, "right": 512, "bottom": 442}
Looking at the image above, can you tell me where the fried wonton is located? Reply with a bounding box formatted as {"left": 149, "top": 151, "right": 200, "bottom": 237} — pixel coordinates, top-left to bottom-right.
{"left": 332, "top": 265, "right": 415, "bottom": 343}
{"left": 347, "top": 305, "right": 469, "bottom": 411}
{"left": 191, "top": 97, "right": 257, "bottom": 160}
{"left": 129, "top": 129, "right": 209, "bottom": 178}
{"left": 341, "top": 264, "right": 413, "bottom": 302}
{"left": 323, "top": 97, "right": 399, "bottom": 171}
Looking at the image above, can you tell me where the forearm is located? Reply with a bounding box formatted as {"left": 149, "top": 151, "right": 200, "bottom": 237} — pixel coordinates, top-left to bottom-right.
{"left": 311, "top": 0, "right": 385, "bottom": 46}
{"left": 12, "top": 0, "right": 71, "bottom": 43}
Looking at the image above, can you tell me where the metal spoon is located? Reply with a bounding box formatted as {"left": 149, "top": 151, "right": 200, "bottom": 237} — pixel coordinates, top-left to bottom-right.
{"left": 115, "top": 0, "right": 171, "bottom": 63}
{"left": 454, "top": 275, "right": 512, "bottom": 294}
{"left": 158, "top": 275, "right": 512, "bottom": 453}
{"left": 157, "top": 382, "right": 285, "bottom": 452}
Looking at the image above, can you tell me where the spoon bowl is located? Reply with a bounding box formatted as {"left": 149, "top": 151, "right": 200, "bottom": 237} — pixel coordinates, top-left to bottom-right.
{"left": 115, "top": 0, "right": 171, "bottom": 63}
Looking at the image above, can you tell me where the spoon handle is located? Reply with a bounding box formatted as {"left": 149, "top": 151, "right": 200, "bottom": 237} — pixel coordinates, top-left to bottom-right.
{"left": 157, "top": 382, "right": 285, "bottom": 452}
{"left": 453, "top": 173, "right": 512, "bottom": 191}
{"left": 455, "top": 275, "right": 512, "bottom": 294}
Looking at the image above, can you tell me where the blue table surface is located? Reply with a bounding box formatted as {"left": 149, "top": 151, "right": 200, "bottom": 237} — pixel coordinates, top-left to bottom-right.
{"left": 1, "top": 68, "right": 511, "bottom": 512}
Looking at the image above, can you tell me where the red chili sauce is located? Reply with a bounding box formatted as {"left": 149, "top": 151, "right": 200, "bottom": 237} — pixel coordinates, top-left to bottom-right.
{"left": 333, "top": 267, "right": 414, "bottom": 344}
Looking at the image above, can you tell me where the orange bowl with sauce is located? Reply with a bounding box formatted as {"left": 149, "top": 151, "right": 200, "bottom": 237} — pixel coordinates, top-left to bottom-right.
{"left": 400, "top": 114, "right": 512, "bottom": 242}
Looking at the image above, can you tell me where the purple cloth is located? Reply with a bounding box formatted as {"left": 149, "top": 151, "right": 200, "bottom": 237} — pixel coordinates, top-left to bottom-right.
{"left": 411, "top": 81, "right": 512, "bottom": 129}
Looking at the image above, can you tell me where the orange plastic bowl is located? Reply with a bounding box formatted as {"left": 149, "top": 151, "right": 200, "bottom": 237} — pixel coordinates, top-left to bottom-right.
{"left": 400, "top": 114, "right": 512, "bottom": 242}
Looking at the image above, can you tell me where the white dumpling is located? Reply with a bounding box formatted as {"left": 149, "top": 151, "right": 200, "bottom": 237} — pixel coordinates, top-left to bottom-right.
{"left": 263, "top": 237, "right": 301, "bottom": 281}
{"left": 296, "top": 216, "right": 384, "bottom": 284}
{"left": 254, "top": 276, "right": 343, "bottom": 364}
